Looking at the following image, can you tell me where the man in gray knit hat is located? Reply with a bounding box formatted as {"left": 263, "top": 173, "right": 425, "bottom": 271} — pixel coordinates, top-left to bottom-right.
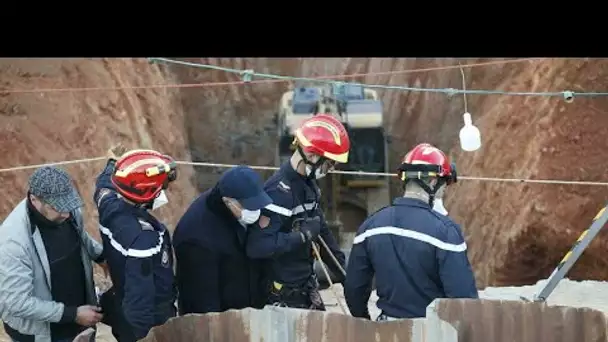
{"left": 0, "top": 166, "right": 107, "bottom": 342}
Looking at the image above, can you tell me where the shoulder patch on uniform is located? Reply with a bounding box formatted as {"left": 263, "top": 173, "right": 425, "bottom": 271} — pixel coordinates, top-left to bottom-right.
{"left": 161, "top": 247, "right": 170, "bottom": 268}
{"left": 138, "top": 219, "right": 155, "bottom": 231}
{"left": 277, "top": 181, "right": 291, "bottom": 193}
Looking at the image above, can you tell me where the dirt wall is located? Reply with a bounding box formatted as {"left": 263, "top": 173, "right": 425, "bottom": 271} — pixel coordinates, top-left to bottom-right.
{"left": 1, "top": 57, "right": 606, "bottom": 291}
{"left": 163, "top": 58, "right": 608, "bottom": 287}
{"left": 0, "top": 58, "right": 198, "bottom": 242}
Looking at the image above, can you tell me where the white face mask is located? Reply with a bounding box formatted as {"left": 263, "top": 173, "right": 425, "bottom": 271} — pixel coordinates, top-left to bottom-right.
{"left": 152, "top": 190, "right": 169, "bottom": 210}
{"left": 239, "top": 209, "right": 261, "bottom": 225}
{"left": 305, "top": 165, "right": 327, "bottom": 179}
{"left": 432, "top": 198, "right": 448, "bottom": 216}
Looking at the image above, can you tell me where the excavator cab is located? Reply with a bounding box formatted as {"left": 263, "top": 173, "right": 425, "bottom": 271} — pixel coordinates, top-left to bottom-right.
{"left": 276, "top": 83, "right": 387, "bottom": 189}
{"left": 329, "top": 84, "right": 387, "bottom": 188}
{"left": 276, "top": 85, "right": 322, "bottom": 164}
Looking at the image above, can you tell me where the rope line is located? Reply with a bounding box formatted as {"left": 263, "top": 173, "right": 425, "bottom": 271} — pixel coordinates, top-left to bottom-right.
{"left": 0, "top": 157, "right": 107, "bottom": 172}
{"left": 0, "top": 157, "right": 606, "bottom": 187}
{"left": 0, "top": 58, "right": 542, "bottom": 95}
{"left": 149, "top": 58, "right": 608, "bottom": 98}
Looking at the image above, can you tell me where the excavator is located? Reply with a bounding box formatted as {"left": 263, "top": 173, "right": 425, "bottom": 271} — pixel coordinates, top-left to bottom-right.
{"left": 274, "top": 82, "right": 389, "bottom": 290}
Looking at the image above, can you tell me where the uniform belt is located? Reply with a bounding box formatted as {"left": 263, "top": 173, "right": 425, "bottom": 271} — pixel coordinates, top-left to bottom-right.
{"left": 272, "top": 279, "right": 315, "bottom": 292}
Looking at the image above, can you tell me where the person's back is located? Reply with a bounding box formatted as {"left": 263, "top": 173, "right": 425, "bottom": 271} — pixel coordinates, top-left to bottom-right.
{"left": 344, "top": 143, "right": 478, "bottom": 321}
{"left": 349, "top": 197, "right": 477, "bottom": 319}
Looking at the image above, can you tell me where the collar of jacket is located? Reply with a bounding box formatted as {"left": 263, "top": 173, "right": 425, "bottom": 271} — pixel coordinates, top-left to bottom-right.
{"left": 281, "top": 160, "right": 317, "bottom": 187}
{"left": 393, "top": 197, "right": 431, "bottom": 209}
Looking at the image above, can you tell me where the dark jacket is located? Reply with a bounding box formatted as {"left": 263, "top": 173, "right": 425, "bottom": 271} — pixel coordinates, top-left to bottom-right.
{"left": 246, "top": 161, "right": 345, "bottom": 288}
{"left": 172, "top": 184, "right": 266, "bottom": 314}
{"left": 93, "top": 160, "right": 176, "bottom": 341}
{"left": 344, "top": 197, "right": 478, "bottom": 320}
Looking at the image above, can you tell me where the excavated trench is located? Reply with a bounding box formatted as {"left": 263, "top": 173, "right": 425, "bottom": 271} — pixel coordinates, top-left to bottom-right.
{"left": 2, "top": 57, "right": 608, "bottom": 341}
{"left": 163, "top": 58, "right": 608, "bottom": 289}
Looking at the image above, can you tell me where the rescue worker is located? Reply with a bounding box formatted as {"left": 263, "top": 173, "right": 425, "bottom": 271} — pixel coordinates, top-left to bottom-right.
{"left": 344, "top": 143, "right": 478, "bottom": 321}
{"left": 172, "top": 165, "right": 272, "bottom": 315}
{"left": 93, "top": 145, "right": 178, "bottom": 342}
{"left": 246, "top": 114, "right": 349, "bottom": 310}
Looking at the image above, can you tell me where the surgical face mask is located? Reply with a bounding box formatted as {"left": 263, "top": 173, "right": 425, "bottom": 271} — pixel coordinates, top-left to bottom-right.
{"left": 432, "top": 198, "right": 448, "bottom": 216}
{"left": 239, "top": 209, "right": 261, "bottom": 225}
{"left": 305, "top": 165, "right": 327, "bottom": 179}
{"left": 152, "top": 190, "right": 169, "bottom": 210}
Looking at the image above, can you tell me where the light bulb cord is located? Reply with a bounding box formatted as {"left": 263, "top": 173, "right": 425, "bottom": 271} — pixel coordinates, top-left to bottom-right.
{"left": 458, "top": 61, "right": 468, "bottom": 113}
{"left": 463, "top": 113, "right": 473, "bottom": 126}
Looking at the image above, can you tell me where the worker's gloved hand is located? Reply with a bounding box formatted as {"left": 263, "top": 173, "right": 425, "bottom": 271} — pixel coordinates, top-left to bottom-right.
{"left": 300, "top": 216, "right": 322, "bottom": 242}
{"left": 107, "top": 143, "right": 127, "bottom": 161}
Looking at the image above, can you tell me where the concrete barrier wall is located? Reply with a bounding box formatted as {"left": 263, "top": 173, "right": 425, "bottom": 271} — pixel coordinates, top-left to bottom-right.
{"left": 140, "top": 305, "right": 457, "bottom": 342}
{"left": 141, "top": 299, "right": 608, "bottom": 342}
{"left": 430, "top": 298, "right": 608, "bottom": 342}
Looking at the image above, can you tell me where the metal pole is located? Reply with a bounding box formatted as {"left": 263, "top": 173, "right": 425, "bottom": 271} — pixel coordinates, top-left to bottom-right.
{"left": 308, "top": 232, "right": 348, "bottom": 315}
{"left": 533, "top": 204, "right": 608, "bottom": 302}
{"left": 317, "top": 235, "right": 346, "bottom": 277}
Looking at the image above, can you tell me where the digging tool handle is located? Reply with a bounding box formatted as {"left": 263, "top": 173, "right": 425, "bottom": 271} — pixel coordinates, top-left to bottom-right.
{"left": 317, "top": 235, "right": 347, "bottom": 277}
{"left": 306, "top": 231, "right": 348, "bottom": 315}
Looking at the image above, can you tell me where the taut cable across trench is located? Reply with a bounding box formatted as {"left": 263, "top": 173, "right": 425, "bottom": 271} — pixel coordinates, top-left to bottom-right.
{"left": 0, "top": 157, "right": 606, "bottom": 187}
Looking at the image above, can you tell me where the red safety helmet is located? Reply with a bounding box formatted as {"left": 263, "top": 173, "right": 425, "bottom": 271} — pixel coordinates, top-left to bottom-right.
{"left": 294, "top": 114, "right": 351, "bottom": 163}
{"left": 111, "top": 149, "right": 177, "bottom": 204}
{"left": 398, "top": 143, "right": 457, "bottom": 186}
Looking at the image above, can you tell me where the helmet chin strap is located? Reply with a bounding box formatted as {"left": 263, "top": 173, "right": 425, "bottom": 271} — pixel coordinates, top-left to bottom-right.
{"left": 414, "top": 178, "right": 446, "bottom": 207}
{"left": 399, "top": 163, "right": 447, "bottom": 207}
{"left": 296, "top": 146, "right": 325, "bottom": 180}
{"left": 137, "top": 191, "right": 163, "bottom": 210}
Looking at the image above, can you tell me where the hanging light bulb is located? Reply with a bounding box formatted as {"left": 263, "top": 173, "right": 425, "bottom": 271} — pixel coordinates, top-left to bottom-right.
{"left": 459, "top": 112, "right": 481, "bottom": 151}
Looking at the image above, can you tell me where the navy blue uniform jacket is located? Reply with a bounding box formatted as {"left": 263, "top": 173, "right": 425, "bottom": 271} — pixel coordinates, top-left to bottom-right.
{"left": 172, "top": 184, "right": 266, "bottom": 314}
{"left": 246, "top": 161, "right": 345, "bottom": 288}
{"left": 344, "top": 197, "right": 478, "bottom": 319}
{"left": 93, "top": 160, "right": 177, "bottom": 341}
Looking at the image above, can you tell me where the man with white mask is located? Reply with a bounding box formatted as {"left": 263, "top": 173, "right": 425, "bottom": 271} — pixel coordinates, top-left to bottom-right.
{"left": 93, "top": 145, "right": 178, "bottom": 342}
{"left": 246, "top": 114, "right": 348, "bottom": 310}
{"left": 344, "top": 143, "right": 478, "bottom": 321}
{"left": 172, "top": 165, "right": 273, "bottom": 315}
